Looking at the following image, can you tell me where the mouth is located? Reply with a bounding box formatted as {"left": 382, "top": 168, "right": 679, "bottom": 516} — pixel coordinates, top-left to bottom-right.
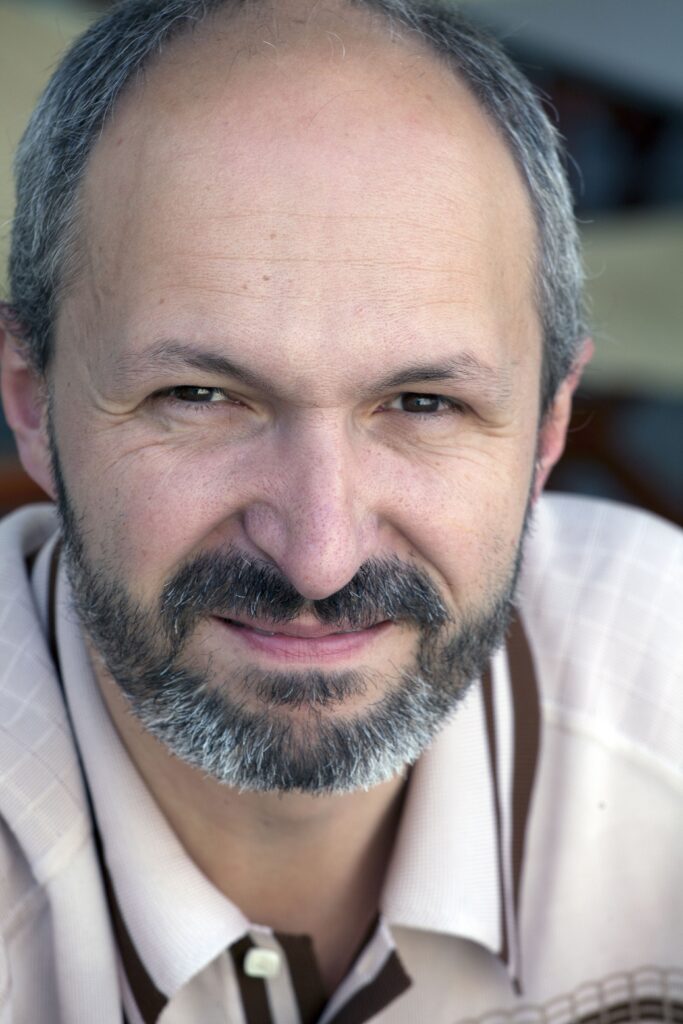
{"left": 213, "top": 614, "right": 392, "bottom": 661}
{"left": 221, "top": 615, "right": 377, "bottom": 637}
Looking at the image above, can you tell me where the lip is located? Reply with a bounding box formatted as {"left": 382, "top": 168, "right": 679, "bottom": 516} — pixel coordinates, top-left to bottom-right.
{"left": 212, "top": 615, "right": 391, "bottom": 661}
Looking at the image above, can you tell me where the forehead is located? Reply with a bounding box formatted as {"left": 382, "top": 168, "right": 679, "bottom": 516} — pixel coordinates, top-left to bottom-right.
{"left": 64, "top": 3, "right": 539, "bottom": 388}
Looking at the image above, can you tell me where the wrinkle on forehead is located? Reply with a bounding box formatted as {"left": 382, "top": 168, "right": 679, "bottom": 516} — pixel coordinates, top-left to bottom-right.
{"left": 81, "top": 44, "right": 531, "bottom": 251}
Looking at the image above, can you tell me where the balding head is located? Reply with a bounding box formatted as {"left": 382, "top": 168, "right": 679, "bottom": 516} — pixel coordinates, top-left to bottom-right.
{"left": 7, "top": 0, "right": 584, "bottom": 409}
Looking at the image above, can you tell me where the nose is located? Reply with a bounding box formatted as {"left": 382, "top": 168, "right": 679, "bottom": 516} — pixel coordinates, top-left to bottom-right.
{"left": 241, "top": 417, "right": 378, "bottom": 601}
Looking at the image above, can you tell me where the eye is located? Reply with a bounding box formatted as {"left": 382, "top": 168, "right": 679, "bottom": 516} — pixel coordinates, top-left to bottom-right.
{"left": 164, "top": 386, "right": 231, "bottom": 404}
{"left": 383, "top": 393, "right": 461, "bottom": 415}
{"left": 149, "top": 385, "right": 248, "bottom": 418}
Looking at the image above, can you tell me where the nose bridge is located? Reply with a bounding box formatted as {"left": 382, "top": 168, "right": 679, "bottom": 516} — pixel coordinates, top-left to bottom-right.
{"left": 290, "top": 410, "right": 354, "bottom": 506}
{"left": 243, "top": 411, "right": 374, "bottom": 599}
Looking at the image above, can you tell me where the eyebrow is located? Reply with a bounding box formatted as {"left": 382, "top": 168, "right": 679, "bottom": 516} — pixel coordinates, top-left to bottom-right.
{"left": 373, "top": 355, "right": 512, "bottom": 403}
{"left": 112, "top": 339, "right": 270, "bottom": 393}
{"left": 113, "top": 338, "right": 513, "bottom": 404}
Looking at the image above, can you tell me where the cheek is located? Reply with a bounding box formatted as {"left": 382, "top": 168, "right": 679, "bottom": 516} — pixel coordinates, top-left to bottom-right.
{"left": 392, "top": 443, "right": 534, "bottom": 604}
{"left": 65, "top": 439, "right": 257, "bottom": 601}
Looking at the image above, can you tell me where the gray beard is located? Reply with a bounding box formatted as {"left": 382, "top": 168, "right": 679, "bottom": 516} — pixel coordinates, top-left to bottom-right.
{"left": 51, "top": 439, "right": 525, "bottom": 795}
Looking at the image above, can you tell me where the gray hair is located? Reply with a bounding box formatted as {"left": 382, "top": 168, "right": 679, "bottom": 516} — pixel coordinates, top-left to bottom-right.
{"left": 6, "top": 0, "right": 585, "bottom": 410}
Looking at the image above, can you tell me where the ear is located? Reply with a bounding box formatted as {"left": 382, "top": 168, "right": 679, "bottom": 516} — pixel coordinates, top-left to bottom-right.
{"left": 0, "top": 315, "right": 56, "bottom": 500}
{"left": 532, "top": 337, "right": 594, "bottom": 503}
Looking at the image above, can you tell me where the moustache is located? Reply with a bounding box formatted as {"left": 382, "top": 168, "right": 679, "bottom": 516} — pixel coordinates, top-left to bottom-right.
{"left": 159, "top": 548, "right": 452, "bottom": 642}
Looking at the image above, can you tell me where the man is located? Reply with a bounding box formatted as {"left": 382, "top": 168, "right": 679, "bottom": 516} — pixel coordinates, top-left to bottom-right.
{"left": 0, "top": 0, "right": 680, "bottom": 1021}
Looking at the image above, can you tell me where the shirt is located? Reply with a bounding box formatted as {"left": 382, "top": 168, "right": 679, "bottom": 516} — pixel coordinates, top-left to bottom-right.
{"left": 1, "top": 494, "right": 682, "bottom": 1023}
{"left": 43, "top": 530, "right": 525, "bottom": 1023}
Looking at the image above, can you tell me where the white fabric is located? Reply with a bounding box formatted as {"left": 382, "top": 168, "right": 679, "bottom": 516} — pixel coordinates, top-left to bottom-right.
{"left": 381, "top": 675, "right": 503, "bottom": 943}
{"left": 0, "top": 495, "right": 682, "bottom": 1023}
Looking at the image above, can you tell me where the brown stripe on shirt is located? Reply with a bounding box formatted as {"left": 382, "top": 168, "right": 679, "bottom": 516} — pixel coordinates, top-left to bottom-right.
{"left": 229, "top": 935, "right": 275, "bottom": 1024}
{"left": 275, "top": 932, "right": 328, "bottom": 1024}
{"left": 507, "top": 613, "right": 542, "bottom": 984}
{"left": 324, "top": 951, "right": 411, "bottom": 1024}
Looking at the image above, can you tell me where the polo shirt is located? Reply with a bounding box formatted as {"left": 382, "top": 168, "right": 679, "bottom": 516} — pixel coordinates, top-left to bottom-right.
{"left": 1, "top": 494, "right": 681, "bottom": 1022}
{"left": 37, "top": 530, "right": 527, "bottom": 1023}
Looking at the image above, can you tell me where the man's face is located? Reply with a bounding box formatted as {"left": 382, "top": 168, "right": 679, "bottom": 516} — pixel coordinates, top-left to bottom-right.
{"left": 47, "top": 15, "right": 542, "bottom": 792}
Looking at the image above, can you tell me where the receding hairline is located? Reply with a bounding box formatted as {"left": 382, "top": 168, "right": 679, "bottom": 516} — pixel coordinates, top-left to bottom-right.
{"left": 10, "top": 0, "right": 583, "bottom": 408}
{"left": 90, "top": 0, "right": 512, "bottom": 153}
{"left": 60, "top": 0, "right": 538, "bottom": 326}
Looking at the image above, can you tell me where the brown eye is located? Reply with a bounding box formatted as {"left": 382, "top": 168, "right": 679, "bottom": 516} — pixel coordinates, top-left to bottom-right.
{"left": 401, "top": 394, "right": 440, "bottom": 413}
{"left": 387, "top": 393, "right": 455, "bottom": 414}
{"left": 169, "top": 386, "right": 226, "bottom": 403}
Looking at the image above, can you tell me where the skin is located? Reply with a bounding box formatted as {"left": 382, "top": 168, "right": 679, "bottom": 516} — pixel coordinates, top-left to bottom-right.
{"left": 0, "top": 2, "right": 591, "bottom": 992}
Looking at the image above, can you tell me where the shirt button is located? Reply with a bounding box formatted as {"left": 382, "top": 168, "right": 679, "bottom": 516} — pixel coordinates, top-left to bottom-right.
{"left": 244, "top": 947, "right": 281, "bottom": 979}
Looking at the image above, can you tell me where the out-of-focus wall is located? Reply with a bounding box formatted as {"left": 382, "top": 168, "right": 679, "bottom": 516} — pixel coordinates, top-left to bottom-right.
{"left": 581, "top": 212, "right": 683, "bottom": 395}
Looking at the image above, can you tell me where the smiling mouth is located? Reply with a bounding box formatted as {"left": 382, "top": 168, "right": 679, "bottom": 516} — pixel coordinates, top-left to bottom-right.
{"left": 212, "top": 614, "right": 392, "bottom": 661}
{"left": 219, "top": 616, "right": 382, "bottom": 638}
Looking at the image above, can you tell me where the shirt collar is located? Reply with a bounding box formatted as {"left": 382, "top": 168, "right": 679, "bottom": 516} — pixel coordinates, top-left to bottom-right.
{"left": 53, "top": 559, "right": 249, "bottom": 999}
{"left": 381, "top": 614, "right": 541, "bottom": 991}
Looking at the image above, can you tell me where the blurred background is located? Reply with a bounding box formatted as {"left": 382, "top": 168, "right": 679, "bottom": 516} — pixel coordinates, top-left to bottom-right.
{"left": 1, "top": 0, "right": 681, "bottom": 522}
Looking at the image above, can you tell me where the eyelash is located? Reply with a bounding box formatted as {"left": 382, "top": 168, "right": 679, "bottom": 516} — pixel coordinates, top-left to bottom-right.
{"left": 381, "top": 394, "right": 464, "bottom": 417}
{"left": 153, "top": 386, "right": 242, "bottom": 411}
{"left": 153, "top": 386, "right": 465, "bottom": 418}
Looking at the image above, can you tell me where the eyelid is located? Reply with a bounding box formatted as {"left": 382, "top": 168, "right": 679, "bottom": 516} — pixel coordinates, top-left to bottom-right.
{"left": 383, "top": 392, "right": 467, "bottom": 414}
{"left": 154, "top": 385, "right": 233, "bottom": 400}
{"left": 149, "top": 385, "right": 245, "bottom": 413}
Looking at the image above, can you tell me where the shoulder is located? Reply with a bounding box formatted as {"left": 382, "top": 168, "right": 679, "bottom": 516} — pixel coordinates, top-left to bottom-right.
{"left": 523, "top": 492, "right": 681, "bottom": 584}
{"left": 0, "top": 503, "right": 92, "bottom": 884}
{"left": 0, "top": 504, "right": 60, "bottom": 714}
{"left": 0, "top": 503, "right": 59, "bottom": 549}
{"left": 0, "top": 503, "right": 59, "bottom": 596}
{"left": 520, "top": 492, "right": 681, "bottom": 630}
{"left": 519, "top": 494, "right": 682, "bottom": 773}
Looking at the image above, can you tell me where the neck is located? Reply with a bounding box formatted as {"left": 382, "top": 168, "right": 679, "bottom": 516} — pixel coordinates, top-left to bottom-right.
{"left": 94, "top": 663, "right": 408, "bottom": 991}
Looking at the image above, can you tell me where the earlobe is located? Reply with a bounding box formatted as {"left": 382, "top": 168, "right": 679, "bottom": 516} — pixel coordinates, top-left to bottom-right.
{"left": 532, "top": 337, "right": 594, "bottom": 502}
{"left": 0, "top": 321, "right": 56, "bottom": 501}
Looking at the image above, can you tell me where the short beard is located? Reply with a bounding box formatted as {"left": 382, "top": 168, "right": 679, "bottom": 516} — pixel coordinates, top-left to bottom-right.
{"left": 49, "top": 430, "right": 525, "bottom": 795}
